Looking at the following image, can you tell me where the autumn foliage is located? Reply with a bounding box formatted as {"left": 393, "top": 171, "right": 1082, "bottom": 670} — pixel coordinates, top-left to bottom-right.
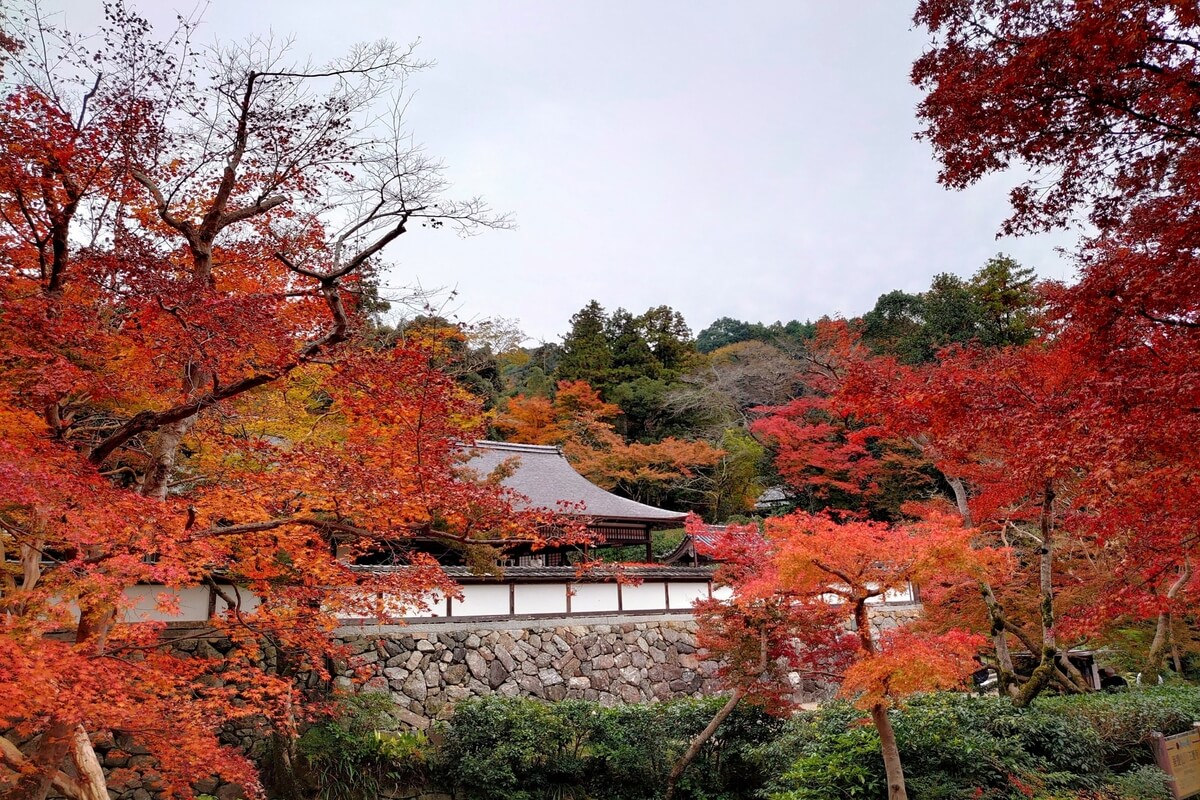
{"left": 5, "top": 1, "right": 1200, "bottom": 799}
{"left": 496, "top": 379, "right": 724, "bottom": 510}
{"left": 904, "top": 0, "right": 1200, "bottom": 685}
{"left": 687, "top": 512, "right": 984, "bottom": 800}
{"left": 723, "top": 0, "right": 1200, "bottom": 716}
{"left": 0, "top": 6, "right": 558, "bottom": 799}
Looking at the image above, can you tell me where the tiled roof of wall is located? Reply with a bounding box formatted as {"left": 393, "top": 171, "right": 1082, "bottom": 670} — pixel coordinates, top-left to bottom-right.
{"left": 352, "top": 564, "right": 715, "bottom": 582}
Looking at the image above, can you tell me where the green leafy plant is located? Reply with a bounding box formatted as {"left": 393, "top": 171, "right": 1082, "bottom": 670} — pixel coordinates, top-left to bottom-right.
{"left": 309, "top": 688, "right": 1199, "bottom": 800}
{"left": 765, "top": 690, "right": 1200, "bottom": 800}
{"left": 1038, "top": 686, "right": 1200, "bottom": 768}
{"left": 431, "top": 695, "right": 781, "bottom": 800}
{"left": 1098, "top": 764, "right": 1172, "bottom": 800}
{"left": 297, "top": 692, "right": 430, "bottom": 800}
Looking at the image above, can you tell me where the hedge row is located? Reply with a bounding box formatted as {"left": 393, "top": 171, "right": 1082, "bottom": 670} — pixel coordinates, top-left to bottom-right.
{"left": 295, "top": 686, "right": 1200, "bottom": 800}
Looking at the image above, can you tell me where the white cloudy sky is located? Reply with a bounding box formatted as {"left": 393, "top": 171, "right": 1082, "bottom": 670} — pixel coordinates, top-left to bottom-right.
{"left": 58, "top": 1, "right": 1078, "bottom": 344}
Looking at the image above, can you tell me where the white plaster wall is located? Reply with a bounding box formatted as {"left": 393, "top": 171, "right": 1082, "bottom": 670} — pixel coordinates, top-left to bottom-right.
{"left": 452, "top": 584, "right": 509, "bottom": 617}
{"left": 866, "top": 585, "right": 915, "bottom": 604}
{"left": 122, "top": 585, "right": 210, "bottom": 622}
{"left": 366, "top": 591, "right": 448, "bottom": 620}
{"left": 568, "top": 583, "right": 619, "bottom": 613}
{"left": 413, "top": 592, "right": 449, "bottom": 618}
{"left": 621, "top": 581, "right": 668, "bottom": 611}
{"left": 514, "top": 583, "right": 568, "bottom": 615}
{"left": 668, "top": 582, "right": 709, "bottom": 610}
{"left": 214, "top": 587, "right": 261, "bottom": 615}
{"left": 113, "top": 580, "right": 720, "bottom": 621}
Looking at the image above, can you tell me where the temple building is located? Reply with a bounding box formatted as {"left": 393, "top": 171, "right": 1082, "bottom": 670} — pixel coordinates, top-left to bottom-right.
{"left": 460, "top": 440, "right": 687, "bottom": 564}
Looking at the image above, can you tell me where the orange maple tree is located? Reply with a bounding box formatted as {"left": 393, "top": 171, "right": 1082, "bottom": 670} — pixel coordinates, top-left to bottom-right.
{"left": 677, "top": 512, "right": 983, "bottom": 800}
{"left": 0, "top": 7, "right": 563, "bottom": 800}
{"left": 496, "top": 379, "right": 724, "bottom": 510}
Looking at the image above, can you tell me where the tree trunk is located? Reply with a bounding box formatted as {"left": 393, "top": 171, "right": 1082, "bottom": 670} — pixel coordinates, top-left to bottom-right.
{"left": 947, "top": 477, "right": 973, "bottom": 528}
{"left": 2, "top": 720, "right": 73, "bottom": 800}
{"left": 979, "top": 581, "right": 1019, "bottom": 697}
{"left": 663, "top": 688, "right": 745, "bottom": 800}
{"left": 67, "top": 727, "right": 106, "bottom": 800}
{"left": 140, "top": 416, "right": 196, "bottom": 498}
{"left": 955, "top": 477, "right": 1024, "bottom": 698}
{"left": 1013, "top": 484, "right": 1057, "bottom": 709}
{"left": 1013, "top": 657, "right": 1055, "bottom": 708}
{"left": 1055, "top": 653, "right": 1093, "bottom": 693}
{"left": 1144, "top": 559, "right": 1191, "bottom": 681}
{"left": 871, "top": 703, "right": 908, "bottom": 800}
{"left": 851, "top": 600, "right": 909, "bottom": 799}
{"left": 1170, "top": 622, "right": 1184, "bottom": 674}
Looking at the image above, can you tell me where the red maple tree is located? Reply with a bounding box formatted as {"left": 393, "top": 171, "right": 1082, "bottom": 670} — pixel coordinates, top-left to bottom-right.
{"left": 0, "top": 7, "right": 563, "bottom": 799}
{"left": 749, "top": 320, "right": 934, "bottom": 518}
{"left": 913, "top": 0, "right": 1200, "bottom": 679}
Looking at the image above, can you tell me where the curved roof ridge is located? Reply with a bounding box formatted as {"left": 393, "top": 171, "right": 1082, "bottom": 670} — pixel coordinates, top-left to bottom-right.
{"left": 470, "top": 440, "right": 561, "bottom": 454}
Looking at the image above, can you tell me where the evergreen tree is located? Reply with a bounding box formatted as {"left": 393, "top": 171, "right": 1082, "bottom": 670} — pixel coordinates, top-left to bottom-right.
{"left": 556, "top": 300, "right": 613, "bottom": 384}
{"left": 861, "top": 256, "right": 1041, "bottom": 363}
{"left": 861, "top": 290, "right": 927, "bottom": 363}
{"left": 922, "top": 273, "right": 984, "bottom": 357}
{"left": 606, "top": 307, "right": 660, "bottom": 384}
{"left": 971, "top": 255, "right": 1039, "bottom": 348}
{"left": 637, "top": 305, "right": 695, "bottom": 373}
{"left": 696, "top": 317, "right": 754, "bottom": 352}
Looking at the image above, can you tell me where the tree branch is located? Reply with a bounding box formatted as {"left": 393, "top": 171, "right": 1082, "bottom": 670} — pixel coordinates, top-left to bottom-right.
{"left": 130, "top": 169, "right": 193, "bottom": 239}
{"left": 0, "top": 736, "right": 89, "bottom": 800}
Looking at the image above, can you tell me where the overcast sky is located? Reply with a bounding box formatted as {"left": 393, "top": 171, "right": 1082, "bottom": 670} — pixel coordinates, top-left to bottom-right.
{"left": 59, "top": 1, "right": 1078, "bottom": 344}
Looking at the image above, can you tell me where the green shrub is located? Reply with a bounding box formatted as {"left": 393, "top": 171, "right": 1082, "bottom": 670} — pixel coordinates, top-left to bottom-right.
{"left": 765, "top": 692, "right": 1184, "bottom": 800}
{"left": 429, "top": 696, "right": 598, "bottom": 800}
{"left": 1038, "top": 685, "right": 1200, "bottom": 768}
{"left": 296, "top": 692, "right": 429, "bottom": 800}
{"left": 431, "top": 695, "right": 782, "bottom": 800}
{"left": 772, "top": 722, "right": 886, "bottom": 800}
{"left": 303, "top": 686, "right": 1200, "bottom": 800}
{"left": 1098, "top": 764, "right": 1172, "bottom": 800}
{"left": 591, "top": 697, "right": 783, "bottom": 800}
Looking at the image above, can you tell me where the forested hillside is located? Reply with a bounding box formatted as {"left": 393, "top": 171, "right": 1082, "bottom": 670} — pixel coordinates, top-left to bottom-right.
{"left": 415, "top": 255, "right": 1041, "bottom": 524}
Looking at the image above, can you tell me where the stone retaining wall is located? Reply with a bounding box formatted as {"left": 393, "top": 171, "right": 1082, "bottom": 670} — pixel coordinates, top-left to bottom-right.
{"left": 338, "top": 616, "right": 728, "bottom": 729}
{"left": 334, "top": 605, "right": 921, "bottom": 728}
{"left": 868, "top": 603, "right": 924, "bottom": 636}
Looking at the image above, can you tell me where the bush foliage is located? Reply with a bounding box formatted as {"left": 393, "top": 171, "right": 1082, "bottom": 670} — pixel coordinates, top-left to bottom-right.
{"left": 296, "top": 687, "right": 1197, "bottom": 800}
{"left": 769, "top": 690, "right": 1192, "bottom": 800}
{"left": 296, "top": 693, "right": 428, "bottom": 800}
{"left": 429, "top": 695, "right": 782, "bottom": 800}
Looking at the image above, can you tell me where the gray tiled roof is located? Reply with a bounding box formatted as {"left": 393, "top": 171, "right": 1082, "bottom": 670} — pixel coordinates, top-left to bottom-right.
{"left": 462, "top": 441, "right": 686, "bottom": 523}
{"left": 353, "top": 564, "right": 714, "bottom": 582}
